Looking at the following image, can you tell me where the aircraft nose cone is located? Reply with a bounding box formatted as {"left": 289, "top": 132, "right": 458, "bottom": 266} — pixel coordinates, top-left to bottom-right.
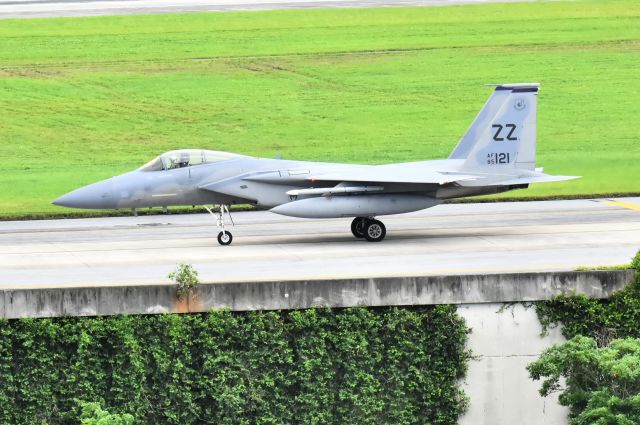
{"left": 52, "top": 191, "right": 87, "bottom": 208}
{"left": 51, "top": 194, "right": 69, "bottom": 207}
{"left": 52, "top": 179, "right": 114, "bottom": 209}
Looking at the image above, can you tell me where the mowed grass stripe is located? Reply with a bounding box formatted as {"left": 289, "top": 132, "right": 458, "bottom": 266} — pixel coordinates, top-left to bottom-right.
{"left": 1, "top": 5, "right": 639, "bottom": 64}
{"left": 0, "top": 0, "right": 638, "bottom": 216}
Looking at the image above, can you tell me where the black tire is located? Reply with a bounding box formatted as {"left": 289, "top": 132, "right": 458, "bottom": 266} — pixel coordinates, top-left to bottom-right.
{"left": 350, "top": 217, "right": 369, "bottom": 239}
{"left": 364, "top": 220, "right": 386, "bottom": 242}
{"left": 217, "top": 231, "right": 233, "bottom": 245}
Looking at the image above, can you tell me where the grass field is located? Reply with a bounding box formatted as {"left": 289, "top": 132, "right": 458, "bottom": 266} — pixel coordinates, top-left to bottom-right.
{"left": 0, "top": 0, "right": 639, "bottom": 217}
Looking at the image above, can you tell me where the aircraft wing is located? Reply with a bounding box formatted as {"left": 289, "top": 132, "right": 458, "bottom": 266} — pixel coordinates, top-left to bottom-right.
{"left": 198, "top": 165, "right": 481, "bottom": 206}
{"left": 308, "top": 167, "right": 479, "bottom": 185}
{"left": 308, "top": 170, "right": 579, "bottom": 186}
{"left": 201, "top": 166, "right": 578, "bottom": 195}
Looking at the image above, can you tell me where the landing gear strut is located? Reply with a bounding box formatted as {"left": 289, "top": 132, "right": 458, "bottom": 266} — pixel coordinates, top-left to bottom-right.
{"left": 351, "top": 217, "right": 386, "bottom": 242}
{"left": 205, "top": 204, "right": 234, "bottom": 246}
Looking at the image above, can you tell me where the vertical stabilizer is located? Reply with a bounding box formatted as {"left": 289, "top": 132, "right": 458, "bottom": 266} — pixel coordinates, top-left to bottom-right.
{"left": 451, "top": 83, "right": 539, "bottom": 171}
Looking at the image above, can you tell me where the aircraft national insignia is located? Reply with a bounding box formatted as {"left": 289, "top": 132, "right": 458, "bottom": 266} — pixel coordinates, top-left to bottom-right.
{"left": 514, "top": 98, "right": 526, "bottom": 111}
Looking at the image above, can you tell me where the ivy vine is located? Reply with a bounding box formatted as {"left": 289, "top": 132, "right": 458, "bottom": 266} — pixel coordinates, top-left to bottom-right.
{"left": 0, "top": 306, "right": 470, "bottom": 425}
{"left": 536, "top": 251, "right": 640, "bottom": 346}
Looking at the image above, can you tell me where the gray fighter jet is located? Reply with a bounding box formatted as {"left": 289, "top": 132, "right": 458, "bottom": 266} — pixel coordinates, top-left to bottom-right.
{"left": 53, "top": 83, "right": 578, "bottom": 245}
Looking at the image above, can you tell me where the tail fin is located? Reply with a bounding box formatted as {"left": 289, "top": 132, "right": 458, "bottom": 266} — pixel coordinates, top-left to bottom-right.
{"left": 450, "top": 83, "right": 539, "bottom": 171}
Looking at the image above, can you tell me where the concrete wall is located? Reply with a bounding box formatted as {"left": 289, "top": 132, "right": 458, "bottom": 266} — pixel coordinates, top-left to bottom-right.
{"left": 459, "top": 303, "right": 567, "bottom": 425}
{"left": 0, "top": 270, "right": 632, "bottom": 319}
{"left": 1, "top": 270, "right": 634, "bottom": 425}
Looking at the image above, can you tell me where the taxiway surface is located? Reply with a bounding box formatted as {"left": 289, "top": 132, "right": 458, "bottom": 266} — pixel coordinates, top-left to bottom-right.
{"left": 0, "top": 0, "right": 537, "bottom": 19}
{"left": 1, "top": 198, "right": 639, "bottom": 288}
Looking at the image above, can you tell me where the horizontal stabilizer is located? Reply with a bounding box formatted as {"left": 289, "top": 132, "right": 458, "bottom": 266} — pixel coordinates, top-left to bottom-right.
{"left": 494, "top": 174, "right": 580, "bottom": 186}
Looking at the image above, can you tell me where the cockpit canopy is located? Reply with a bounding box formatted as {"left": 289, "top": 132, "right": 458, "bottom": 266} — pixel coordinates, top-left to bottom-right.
{"left": 139, "top": 149, "right": 241, "bottom": 172}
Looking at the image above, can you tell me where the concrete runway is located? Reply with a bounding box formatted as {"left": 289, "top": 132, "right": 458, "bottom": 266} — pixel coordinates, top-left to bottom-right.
{"left": 0, "top": 0, "right": 536, "bottom": 19}
{"left": 1, "top": 198, "right": 639, "bottom": 289}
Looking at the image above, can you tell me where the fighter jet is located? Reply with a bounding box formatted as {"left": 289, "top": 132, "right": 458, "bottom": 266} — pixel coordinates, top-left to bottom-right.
{"left": 53, "top": 83, "right": 578, "bottom": 245}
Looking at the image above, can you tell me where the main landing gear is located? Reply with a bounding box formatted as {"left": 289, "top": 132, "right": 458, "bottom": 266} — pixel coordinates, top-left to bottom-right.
{"left": 204, "top": 204, "right": 234, "bottom": 246}
{"left": 351, "top": 217, "right": 386, "bottom": 242}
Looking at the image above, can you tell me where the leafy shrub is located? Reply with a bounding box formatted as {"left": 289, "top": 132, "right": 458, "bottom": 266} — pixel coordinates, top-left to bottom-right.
{"left": 168, "top": 263, "right": 199, "bottom": 299}
{"left": 0, "top": 306, "right": 470, "bottom": 425}
{"left": 631, "top": 250, "right": 640, "bottom": 272}
{"left": 528, "top": 336, "right": 640, "bottom": 425}
{"left": 79, "top": 402, "right": 134, "bottom": 425}
{"left": 530, "top": 249, "right": 640, "bottom": 422}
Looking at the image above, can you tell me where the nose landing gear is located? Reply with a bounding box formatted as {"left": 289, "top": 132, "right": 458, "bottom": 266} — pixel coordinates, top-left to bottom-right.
{"left": 205, "top": 204, "right": 234, "bottom": 246}
{"left": 217, "top": 231, "right": 232, "bottom": 246}
{"left": 351, "top": 217, "right": 386, "bottom": 242}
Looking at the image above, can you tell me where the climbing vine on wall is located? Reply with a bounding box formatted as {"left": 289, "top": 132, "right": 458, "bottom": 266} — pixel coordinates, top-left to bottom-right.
{"left": 536, "top": 251, "right": 640, "bottom": 345}
{"left": 0, "top": 306, "right": 470, "bottom": 425}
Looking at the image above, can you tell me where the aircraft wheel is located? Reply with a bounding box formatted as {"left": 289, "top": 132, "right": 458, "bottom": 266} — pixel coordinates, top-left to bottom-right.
{"left": 364, "top": 220, "right": 386, "bottom": 242}
{"left": 350, "top": 217, "right": 369, "bottom": 239}
{"left": 217, "top": 231, "right": 233, "bottom": 246}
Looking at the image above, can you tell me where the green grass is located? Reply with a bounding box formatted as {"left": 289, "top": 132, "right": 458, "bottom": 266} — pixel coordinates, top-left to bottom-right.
{"left": 1, "top": 0, "right": 639, "bottom": 217}
{"left": 576, "top": 264, "right": 632, "bottom": 271}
